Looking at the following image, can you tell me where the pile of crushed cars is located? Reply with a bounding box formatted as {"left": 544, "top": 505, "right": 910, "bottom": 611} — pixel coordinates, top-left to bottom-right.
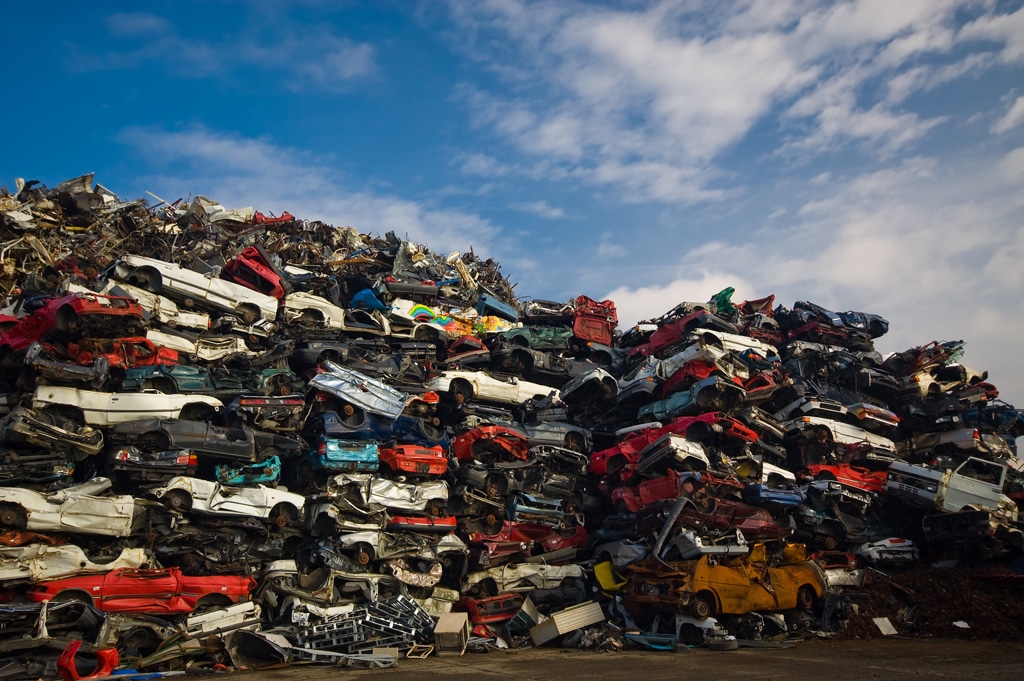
{"left": 1, "top": 174, "right": 1022, "bottom": 678}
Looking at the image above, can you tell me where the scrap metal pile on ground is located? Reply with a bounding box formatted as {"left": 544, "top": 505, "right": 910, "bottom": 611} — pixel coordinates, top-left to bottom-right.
{"left": 1, "top": 174, "right": 1023, "bottom": 678}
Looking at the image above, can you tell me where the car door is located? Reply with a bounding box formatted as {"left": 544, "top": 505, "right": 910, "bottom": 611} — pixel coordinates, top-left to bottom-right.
{"left": 207, "top": 484, "right": 267, "bottom": 517}
{"left": 98, "top": 568, "right": 181, "bottom": 613}
{"left": 58, "top": 492, "right": 135, "bottom": 537}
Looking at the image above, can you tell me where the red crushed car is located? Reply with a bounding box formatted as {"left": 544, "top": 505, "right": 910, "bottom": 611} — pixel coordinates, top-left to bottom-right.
{"left": 0, "top": 293, "right": 144, "bottom": 352}
{"left": 27, "top": 567, "right": 256, "bottom": 614}
{"left": 800, "top": 464, "right": 887, "bottom": 494}
{"left": 443, "top": 335, "right": 492, "bottom": 369}
{"left": 589, "top": 412, "right": 758, "bottom": 477}
{"left": 379, "top": 444, "right": 448, "bottom": 477}
{"left": 637, "top": 496, "right": 794, "bottom": 542}
{"left": 66, "top": 336, "right": 178, "bottom": 368}
{"left": 386, "top": 515, "right": 457, "bottom": 532}
{"left": 457, "top": 593, "right": 524, "bottom": 625}
{"left": 467, "top": 521, "right": 587, "bottom": 568}
{"left": 573, "top": 295, "right": 617, "bottom": 347}
{"left": 628, "top": 309, "right": 737, "bottom": 359}
{"left": 611, "top": 469, "right": 703, "bottom": 513}
{"left": 454, "top": 425, "right": 529, "bottom": 463}
{"left": 221, "top": 245, "right": 292, "bottom": 299}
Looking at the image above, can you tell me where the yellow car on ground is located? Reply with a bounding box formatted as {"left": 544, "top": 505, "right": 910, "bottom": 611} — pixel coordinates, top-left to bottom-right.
{"left": 623, "top": 543, "right": 828, "bottom": 619}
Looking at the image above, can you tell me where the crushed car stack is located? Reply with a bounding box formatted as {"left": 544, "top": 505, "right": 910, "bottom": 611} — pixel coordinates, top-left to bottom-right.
{"left": 1, "top": 174, "right": 1022, "bottom": 677}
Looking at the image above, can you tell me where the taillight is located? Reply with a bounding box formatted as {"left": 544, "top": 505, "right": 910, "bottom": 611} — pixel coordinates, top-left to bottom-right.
{"left": 318, "top": 442, "right": 327, "bottom": 456}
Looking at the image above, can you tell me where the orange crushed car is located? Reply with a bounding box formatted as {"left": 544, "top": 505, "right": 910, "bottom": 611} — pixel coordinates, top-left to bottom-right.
{"left": 623, "top": 543, "right": 827, "bottom": 619}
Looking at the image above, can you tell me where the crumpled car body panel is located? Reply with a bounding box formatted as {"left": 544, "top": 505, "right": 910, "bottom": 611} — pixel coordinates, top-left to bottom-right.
{"left": 623, "top": 546, "right": 826, "bottom": 616}
{"left": 32, "top": 386, "right": 223, "bottom": 427}
{"left": 0, "top": 544, "right": 153, "bottom": 584}
{"left": 0, "top": 477, "right": 136, "bottom": 537}
{"left": 309, "top": 361, "right": 408, "bottom": 420}
{"left": 149, "top": 476, "right": 305, "bottom": 520}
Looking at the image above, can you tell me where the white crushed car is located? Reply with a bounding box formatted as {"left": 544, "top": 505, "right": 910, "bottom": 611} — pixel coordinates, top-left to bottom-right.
{"left": 464, "top": 562, "right": 584, "bottom": 594}
{"left": 149, "top": 476, "right": 305, "bottom": 527}
{"left": 424, "top": 369, "right": 556, "bottom": 406}
{"left": 115, "top": 254, "right": 279, "bottom": 323}
{"left": 0, "top": 477, "right": 138, "bottom": 537}
{"left": 32, "top": 385, "right": 223, "bottom": 426}
{"left": 327, "top": 472, "right": 449, "bottom": 515}
{"left": 0, "top": 544, "right": 153, "bottom": 584}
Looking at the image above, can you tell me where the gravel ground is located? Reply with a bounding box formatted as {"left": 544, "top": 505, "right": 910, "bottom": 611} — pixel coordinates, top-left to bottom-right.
{"left": 229, "top": 638, "right": 1024, "bottom": 681}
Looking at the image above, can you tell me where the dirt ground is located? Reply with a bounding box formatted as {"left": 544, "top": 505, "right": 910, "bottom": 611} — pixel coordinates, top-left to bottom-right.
{"left": 233, "top": 638, "right": 1024, "bottom": 681}
{"left": 837, "top": 561, "right": 1024, "bottom": 641}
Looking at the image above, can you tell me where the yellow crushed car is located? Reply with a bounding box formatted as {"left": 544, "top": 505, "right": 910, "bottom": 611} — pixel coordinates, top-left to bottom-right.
{"left": 623, "top": 543, "right": 827, "bottom": 619}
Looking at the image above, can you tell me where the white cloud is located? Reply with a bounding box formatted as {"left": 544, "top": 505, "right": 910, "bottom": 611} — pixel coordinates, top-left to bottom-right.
{"left": 116, "top": 125, "right": 503, "bottom": 258}
{"left": 596, "top": 231, "right": 625, "bottom": 258}
{"left": 512, "top": 201, "right": 566, "bottom": 219}
{"left": 998, "top": 146, "right": 1024, "bottom": 180}
{"left": 992, "top": 95, "right": 1024, "bottom": 134}
{"left": 297, "top": 40, "right": 377, "bottom": 85}
{"left": 601, "top": 153, "right": 1024, "bottom": 408}
{"left": 105, "top": 12, "right": 169, "bottom": 36}
{"left": 959, "top": 3, "right": 1024, "bottom": 62}
{"left": 607, "top": 271, "right": 758, "bottom": 329}
{"left": 76, "top": 9, "right": 378, "bottom": 91}
{"left": 458, "top": 153, "right": 512, "bottom": 177}
{"left": 449, "top": 1, "right": 1023, "bottom": 202}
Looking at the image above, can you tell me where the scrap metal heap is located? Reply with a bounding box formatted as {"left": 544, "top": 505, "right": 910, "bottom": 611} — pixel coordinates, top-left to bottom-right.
{"left": 1, "top": 174, "right": 1023, "bottom": 677}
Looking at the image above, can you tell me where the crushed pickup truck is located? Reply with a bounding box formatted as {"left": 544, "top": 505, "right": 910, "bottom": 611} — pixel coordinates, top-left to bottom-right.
{"left": 886, "top": 457, "right": 1023, "bottom": 552}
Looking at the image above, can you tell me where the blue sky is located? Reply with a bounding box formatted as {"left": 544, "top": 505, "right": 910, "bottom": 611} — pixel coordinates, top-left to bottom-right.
{"left": 3, "top": 0, "right": 1024, "bottom": 407}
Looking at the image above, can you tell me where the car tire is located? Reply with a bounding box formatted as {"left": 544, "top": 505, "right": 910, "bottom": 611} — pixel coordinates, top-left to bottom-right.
{"left": 0, "top": 503, "right": 27, "bottom": 529}
{"left": 163, "top": 490, "right": 193, "bottom": 512}
{"left": 796, "top": 585, "right": 816, "bottom": 610}
{"left": 353, "top": 542, "right": 375, "bottom": 566}
{"left": 269, "top": 503, "right": 297, "bottom": 528}
{"left": 689, "top": 592, "right": 715, "bottom": 620}
{"left": 450, "top": 379, "right": 472, "bottom": 405}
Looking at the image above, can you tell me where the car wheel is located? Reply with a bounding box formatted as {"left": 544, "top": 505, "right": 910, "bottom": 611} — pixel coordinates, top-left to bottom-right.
{"left": 450, "top": 379, "right": 472, "bottom": 405}
{"left": 820, "top": 531, "right": 841, "bottom": 551}
{"left": 0, "top": 503, "right": 27, "bottom": 529}
{"left": 689, "top": 591, "right": 715, "bottom": 620}
{"left": 796, "top": 585, "right": 816, "bottom": 610}
{"left": 816, "top": 470, "right": 836, "bottom": 481}
{"left": 299, "top": 309, "right": 323, "bottom": 326}
{"left": 484, "top": 477, "right": 504, "bottom": 499}
{"left": 483, "top": 513, "right": 503, "bottom": 534}
{"left": 163, "top": 490, "right": 193, "bottom": 512}
{"left": 269, "top": 503, "right": 296, "bottom": 528}
{"left": 353, "top": 543, "right": 375, "bottom": 566}
{"left": 338, "top": 405, "right": 365, "bottom": 428}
